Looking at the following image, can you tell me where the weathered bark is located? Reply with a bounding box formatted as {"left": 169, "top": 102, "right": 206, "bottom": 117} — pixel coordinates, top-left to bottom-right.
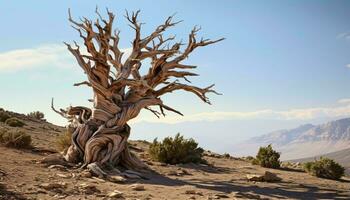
{"left": 53, "top": 8, "right": 223, "bottom": 177}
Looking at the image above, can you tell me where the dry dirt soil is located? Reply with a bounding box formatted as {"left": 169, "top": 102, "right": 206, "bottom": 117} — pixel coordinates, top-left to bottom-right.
{"left": 0, "top": 112, "right": 349, "bottom": 200}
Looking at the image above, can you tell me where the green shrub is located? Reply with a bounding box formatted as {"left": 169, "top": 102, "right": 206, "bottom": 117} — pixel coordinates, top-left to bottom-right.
{"left": 223, "top": 153, "right": 231, "bottom": 158}
{"left": 5, "top": 117, "right": 25, "bottom": 127}
{"left": 303, "top": 157, "right": 345, "bottom": 180}
{"left": 0, "top": 130, "right": 32, "bottom": 148}
{"left": 27, "top": 111, "right": 45, "bottom": 120}
{"left": 55, "top": 130, "right": 72, "bottom": 152}
{"left": 148, "top": 133, "right": 204, "bottom": 165}
{"left": 0, "top": 111, "right": 11, "bottom": 122}
{"left": 255, "top": 144, "right": 281, "bottom": 169}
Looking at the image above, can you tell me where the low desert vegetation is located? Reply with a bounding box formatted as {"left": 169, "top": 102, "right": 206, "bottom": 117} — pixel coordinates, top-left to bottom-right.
{"left": 5, "top": 117, "right": 25, "bottom": 127}
{"left": 223, "top": 153, "right": 231, "bottom": 158}
{"left": 55, "top": 130, "right": 72, "bottom": 152}
{"left": 0, "top": 129, "right": 32, "bottom": 148}
{"left": 303, "top": 157, "right": 345, "bottom": 180}
{"left": 252, "top": 144, "right": 281, "bottom": 169}
{"left": 149, "top": 133, "right": 205, "bottom": 164}
{"left": 27, "top": 111, "right": 45, "bottom": 120}
{"left": 0, "top": 111, "right": 11, "bottom": 122}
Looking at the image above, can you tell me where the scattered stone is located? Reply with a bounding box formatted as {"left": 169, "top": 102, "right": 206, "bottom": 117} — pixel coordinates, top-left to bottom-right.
{"left": 167, "top": 170, "right": 178, "bottom": 176}
{"left": 40, "top": 182, "right": 66, "bottom": 190}
{"left": 108, "top": 175, "right": 127, "bottom": 183}
{"left": 79, "top": 183, "right": 100, "bottom": 194}
{"left": 185, "top": 190, "right": 197, "bottom": 195}
{"left": 185, "top": 190, "right": 203, "bottom": 196}
{"left": 48, "top": 165, "right": 66, "bottom": 170}
{"left": 80, "top": 170, "right": 92, "bottom": 178}
{"left": 130, "top": 184, "right": 145, "bottom": 191}
{"left": 246, "top": 171, "right": 281, "bottom": 182}
{"left": 16, "top": 183, "right": 26, "bottom": 187}
{"left": 53, "top": 194, "right": 67, "bottom": 199}
{"left": 246, "top": 174, "right": 264, "bottom": 182}
{"left": 167, "top": 169, "right": 191, "bottom": 176}
{"left": 41, "top": 154, "right": 68, "bottom": 167}
{"left": 92, "top": 177, "right": 106, "bottom": 182}
{"left": 108, "top": 190, "right": 123, "bottom": 198}
{"left": 56, "top": 173, "right": 71, "bottom": 178}
{"left": 213, "top": 193, "right": 230, "bottom": 198}
{"left": 263, "top": 171, "right": 282, "bottom": 182}
{"left": 231, "top": 191, "right": 262, "bottom": 199}
{"left": 87, "top": 163, "right": 107, "bottom": 178}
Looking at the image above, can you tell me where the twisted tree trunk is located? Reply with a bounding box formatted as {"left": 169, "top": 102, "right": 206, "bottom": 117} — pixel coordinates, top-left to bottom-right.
{"left": 52, "top": 8, "right": 223, "bottom": 177}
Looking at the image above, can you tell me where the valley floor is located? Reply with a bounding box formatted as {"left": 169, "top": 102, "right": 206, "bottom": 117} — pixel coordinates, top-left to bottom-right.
{"left": 0, "top": 144, "right": 349, "bottom": 200}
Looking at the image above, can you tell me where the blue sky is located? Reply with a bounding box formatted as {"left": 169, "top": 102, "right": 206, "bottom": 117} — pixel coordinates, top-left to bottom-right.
{"left": 1, "top": 0, "right": 350, "bottom": 153}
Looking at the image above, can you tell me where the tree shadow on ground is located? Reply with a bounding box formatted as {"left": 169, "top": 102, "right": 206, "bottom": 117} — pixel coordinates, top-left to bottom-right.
{"left": 140, "top": 170, "right": 350, "bottom": 200}
{"left": 0, "top": 175, "right": 26, "bottom": 200}
{"left": 176, "top": 162, "right": 237, "bottom": 174}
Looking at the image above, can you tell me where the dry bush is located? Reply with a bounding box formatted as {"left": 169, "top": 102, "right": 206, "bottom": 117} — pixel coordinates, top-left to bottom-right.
{"left": 0, "top": 130, "right": 32, "bottom": 148}
{"left": 27, "top": 111, "right": 45, "bottom": 120}
{"left": 148, "top": 133, "right": 204, "bottom": 164}
{"left": 303, "top": 157, "right": 345, "bottom": 180}
{"left": 55, "top": 130, "right": 72, "bottom": 152}
{"left": 5, "top": 117, "right": 25, "bottom": 127}
{"left": 0, "top": 111, "right": 11, "bottom": 122}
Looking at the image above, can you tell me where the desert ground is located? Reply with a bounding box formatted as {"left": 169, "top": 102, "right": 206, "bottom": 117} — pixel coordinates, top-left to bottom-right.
{"left": 0, "top": 112, "right": 349, "bottom": 200}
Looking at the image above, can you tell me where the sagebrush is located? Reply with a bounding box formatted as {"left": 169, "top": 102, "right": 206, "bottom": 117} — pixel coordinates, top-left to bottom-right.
{"left": 55, "top": 130, "right": 72, "bottom": 152}
{"left": 148, "top": 133, "right": 205, "bottom": 164}
{"left": 27, "top": 111, "right": 45, "bottom": 120}
{"left": 303, "top": 157, "right": 345, "bottom": 180}
{"left": 0, "top": 111, "right": 10, "bottom": 122}
{"left": 5, "top": 117, "right": 25, "bottom": 127}
{"left": 254, "top": 144, "right": 281, "bottom": 169}
{"left": 0, "top": 130, "right": 32, "bottom": 148}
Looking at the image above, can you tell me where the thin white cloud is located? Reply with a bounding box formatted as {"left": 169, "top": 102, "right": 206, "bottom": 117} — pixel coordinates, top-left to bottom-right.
{"left": 338, "top": 98, "right": 350, "bottom": 104}
{"left": 131, "top": 99, "right": 350, "bottom": 124}
{"left": 0, "top": 44, "right": 132, "bottom": 72}
{"left": 337, "top": 32, "right": 350, "bottom": 40}
{"left": 0, "top": 44, "right": 70, "bottom": 72}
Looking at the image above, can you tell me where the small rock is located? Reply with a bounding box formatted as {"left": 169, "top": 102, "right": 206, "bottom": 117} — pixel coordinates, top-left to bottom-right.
{"left": 92, "top": 177, "right": 106, "bottom": 182}
{"left": 246, "top": 174, "right": 264, "bottom": 182}
{"left": 185, "top": 190, "right": 197, "bottom": 195}
{"left": 167, "top": 170, "right": 178, "bottom": 176}
{"left": 213, "top": 193, "right": 230, "bottom": 198}
{"left": 185, "top": 189, "right": 203, "bottom": 195}
{"left": 130, "top": 184, "right": 145, "bottom": 191}
{"left": 246, "top": 171, "right": 281, "bottom": 182}
{"left": 56, "top": 173, "right": 71, "bottom": 178}
{"left": 79, "top": 183, "right": 100, "bottom": 194}
{"left": 40, "top": 182, "right": 66, "bottom": 190}
{"left": 108, "top": 190, "right": 123, "bottom": 198}
{"left": 48, "top": 165, "right": 66, "bottom": 170}
{"left": 263, "top": 171, "right": 281, "bottom": 182}
{"left": 41, "top": 154, "right": 67, "bottom": 166}
{"left": 108, "top": 175, "right": 127, "bottom": 183}
{"left": 80, "top": 171, "right": 92, "bottom": 178}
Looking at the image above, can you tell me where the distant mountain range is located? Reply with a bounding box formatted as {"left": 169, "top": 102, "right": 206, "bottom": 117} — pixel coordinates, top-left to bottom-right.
{"left": 232, "top": 118, "right": 350, "bottom": 160}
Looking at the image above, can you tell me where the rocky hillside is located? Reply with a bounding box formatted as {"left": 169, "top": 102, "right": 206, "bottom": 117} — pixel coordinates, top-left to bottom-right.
{"left": 0, "top": 109, "right": 350, "bottom": 199}
{"left": 233, "top": 118, "right": 350, "bottom": 160}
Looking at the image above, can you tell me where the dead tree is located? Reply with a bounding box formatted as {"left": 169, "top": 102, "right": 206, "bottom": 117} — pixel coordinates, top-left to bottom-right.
{"left": 53, "top": 8, "right": 224, "bottom": 177}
